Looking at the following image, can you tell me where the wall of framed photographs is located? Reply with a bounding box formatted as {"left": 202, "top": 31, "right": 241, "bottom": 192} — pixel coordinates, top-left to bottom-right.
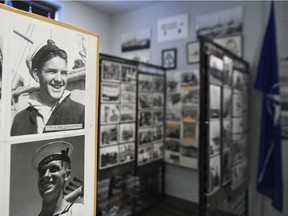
{"left": 198, "top": 38, "right": 249, "bottom": 216}
{"left": 0, "top": 4, "right": 99, "bottom": 216}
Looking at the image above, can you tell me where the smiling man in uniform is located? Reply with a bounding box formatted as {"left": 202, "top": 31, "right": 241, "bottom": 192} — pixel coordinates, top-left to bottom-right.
{"left": 11, "top": 39, "right": 84, "bottom": 136}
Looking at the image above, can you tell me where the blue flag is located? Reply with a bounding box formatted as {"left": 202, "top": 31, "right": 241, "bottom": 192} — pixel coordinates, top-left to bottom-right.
{"left": 254, "top": 1, "right": 283, "bottom": 212}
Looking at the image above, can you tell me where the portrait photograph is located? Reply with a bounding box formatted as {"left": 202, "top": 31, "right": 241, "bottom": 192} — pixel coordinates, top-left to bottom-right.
{"left": 214, "top": 35, "right": 243, "bottom": 57}
{"left": 153, "top": 76, "right": 165, "bottom": 92}
{"left": 101, "top": 60, "right": 121, "bottom": 82}
{"left": 166, "top": 72, "right": 180, "bottom": 92}
{"left": 101, "top": 82, "right": 120, "bottom": 103}
{"left": 100, "top": 124, "right": 118, "bottom": 146}
{"left": 99, "top": 145, "right": 119, "bottom": 169}
{"left": 138, "top": 92, "right": 153, "bottom": 109}
{"left": 209, "top": 120, "right": 221, "bottom": 156}
{"left": 100, "top": 104, "right": 120, "bottom": 124}
{"left": 9, "top": 136, "right": 85, "bottom": 216}
{"left": 121, "top": 83, "right": 136, "bottom": 103}
{"left": 209, "top": 155, "right": 221, "bottom": 194}
{"left": 167, "top": 92, "right": 182, "bottom": 109}
{"left": 209, "top": 55, "right": 224, "bottom": 85}
{"left": 153, "top": 110, "right": 164, "bottom": 124}
{"left": 222, "top": 87, "right": 232, "bottom": 118}
{"left": 152, "top": 142, "right": 164, "bottom": 160}
{"left": 138, "top": 128, "right": 153, "bottom": 145}
{"left": 8, "top": 16, "right": 94, "bottom": 137}
{"left": 139, "top": 110, "right": 153, "bottom": 127}
{"left": 119, "top": 142, "right": 135, "bottom": 164}
{"left": 153, "top": 93, "right": 164, "bottom": 108}
{"left": 138, "top": 73, "right": 154, "bottom": 92}
{"left": 162, "top": 48, "right": 177, "bottom": 70}
{"left": 138, "top": 145, "right": 152, "bottom": 165}
{"left": 209, "top": 85, "right": 221, "bottom": 118}
{"left": 181, "top": 69, "right": 199, "bottom": 87}
{"left": 120, "top": 103, "right": 136, "bottom": 122}
{"left": 233, "top": 69, "right": 248, "bottom": 93}
{"left": 119, "top": 123, "right": 135, "bottom": 143}
{"left": 121, "top": 64, "right": 137, "bottom": 83}
{"left": 153, "top": 125, "right": 164, "bottom": 142}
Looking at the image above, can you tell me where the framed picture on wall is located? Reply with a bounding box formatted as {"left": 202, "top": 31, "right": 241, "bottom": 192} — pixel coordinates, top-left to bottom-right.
{"left": 214, "top": 34, "right": 243, "bottom": 57}
{"left": 162, "top": 48, "right": 177, "bottom": 69}
{"left": 187, "top": 41, "right": 200, "bottom": 63}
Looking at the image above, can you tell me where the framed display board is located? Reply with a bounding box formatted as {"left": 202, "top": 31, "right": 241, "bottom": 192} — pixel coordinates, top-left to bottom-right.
{"left": 0, "top": 4, "right": 99, "bottom": 216}
{"left": 198, "top": 38, "right": 249, "bottom": 216}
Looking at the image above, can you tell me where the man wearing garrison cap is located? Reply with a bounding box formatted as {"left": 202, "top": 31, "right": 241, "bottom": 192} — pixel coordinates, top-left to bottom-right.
{"left": 32, "top": 141, "right": 83, "bottom": 216}
{"left": 11, "top": 39, "right": 85, "bottom": 136}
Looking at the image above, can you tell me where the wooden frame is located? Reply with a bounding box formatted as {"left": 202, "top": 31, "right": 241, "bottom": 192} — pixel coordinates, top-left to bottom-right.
{"left": 0, "top": 4, "right": 99, "bottom": 216}
{"left": 162, "top": 48, "right": 177, "bottom": 69}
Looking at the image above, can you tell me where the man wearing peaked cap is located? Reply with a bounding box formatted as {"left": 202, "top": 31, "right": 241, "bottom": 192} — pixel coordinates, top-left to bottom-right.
{"left": 32, "top": 141, "right": 83, "bottom": 216}
{"left": 11, "top": 39, "right": 85, "bottom": 136}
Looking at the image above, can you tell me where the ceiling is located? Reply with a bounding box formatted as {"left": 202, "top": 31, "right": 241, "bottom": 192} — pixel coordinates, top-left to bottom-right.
{"left": 80, "top": 1, "right": 160, "bottom": 16}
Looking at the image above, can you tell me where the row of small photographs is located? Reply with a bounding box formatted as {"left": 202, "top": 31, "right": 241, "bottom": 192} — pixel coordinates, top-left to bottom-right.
{"left": 209, "top": 118, "right": 247, "bottom": 157}
{"left": 138, "top": 126, "right": 164, "bottom": 146}
{"left": 101, "top": 103, "right": 136, "bottom": 124}
{"left": 165, "top": 121, "right": 197, "bottom": 141}
{"left": 166, "top": 105, "right": 198, "bottom": 122}
{"left": 101, "top": 82, "right": 136, "bottom": 103}
{"left": 101, "top": 60, "right": 137, "bottom": 83}
{"left": 209, "top": 55, "right": 248, "bottom": 91}
{"left": 165, "top": 138, "right": 198, "bottom": 158}
{"left": 138, "top": 142, "right": 164, "bottom": 166}
{"left": 210, "top": 85, "right": 248, "bottom": 119}
{"left": 100, "top": 123, "right": 136, "bottom": 146}
{"left": 166, "top": 69, "right": 199, "bottom": 92}
{"left": 138, "top": 109, "right": 164, "bottom": 127}
{"left": 100, "top": 142, "right": 135, "bottom": 169}
{"left": 138, "top": 74, "right": 165, "bottom": 92}
{"left": 166, "top": 89, "right": 199, "bottom": 109}
{"left": 139, "top": 92, "right": 164, "bottom": 109}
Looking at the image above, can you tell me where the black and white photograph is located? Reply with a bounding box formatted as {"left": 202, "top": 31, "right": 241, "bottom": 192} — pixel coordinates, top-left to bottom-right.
{"left": 121, "top": 28, "right": 151, "bottom": 52}
{"left": 121, "top": 103, "right": 136, "bottom": 122}
{"left": 101, "top": 60, "right": 121, "bottom": 82}
{"left": 214, "top": 35, "right": 243, "bottom": 57}
{"left": 187, "top": 41, "right": 200, "bottom": 63}
{"left": 222, "top": 119, "right": 232, "bottom": 150}
{"left": 138, "top": 128, "right": 153, "bottom": 145}
{"left": 119, "top": 143, "right": 135, "bottom": 164}
{"left": 166, "top": 122, "right": 181, "bottom": 139}
{"left": 100, "top": 104, "right": 120, "bottom": 124}
{"left": 139, "top": 92, "right": 153, "bottom": 109}
{"left": 10, "top": 24, "right": 90, "bottom": 136}
{"left": 10, "top": 136, "right": 85, "bottom": 216}
{"left": 153, "top": 110, "right": 164, "bottom": 124}
{"left": 222, "top": 56, "right": 233, "bottom": 86}
{"left": 181, "top": 69, "right": 199, "bottom": 87}
{"left": 182, "top": 121, "right": 197, "bottom": 142}
{"left": 138, "top": 145, "right": 152, "bottom": 165}
{"left": 121, "top": 64, "right": 137, "bottom": 83}
{"left": 181, "top": 89, "right": 199, "bottom": 105}
{"left": 167, "top": 93, "right": 182, "bottom": 108}
{"left": 180, "top": 142, "right": 198, "bottom": 158}
{"left": 233, "top": 70, "right": 248, "bottom": 93}
{"left": 154, "top": 76, "right": 165, "bottom": 92}
{"left": 222, "top": 150, "right": 231, "bottom": 186}
{"left": 232, "top": 117, "right": 245, "bottom": 134}
{"left": 222, "top": 87, "right": 232, "bottom": 117}
{"left": 100, "top": 124, "right": 118, "bottom": 146}
{"left": 232, "top": 138, "right": 247, "bottom": 165}
{"left": 165, "top": 138, "right": 180, "bottom": 153}
{"left": 166, "top": 75, "right": 180, "bottom": 92}
{"left": 182, "top": 105, "right": 198, "bottom": 121}
{"left": 101, "top": 82, "right": 120, "bottom": 102}
{"left": 153, "top": 126, "right": 164, "bottom": 142}
{"left": 209, "top": 55, "right": 224, "bottom": 85}
{"left": 152, "top": 142, "right": 164, "bottom": 160}
{"left": 233, "top": 93, "right": 245, "bottom": 117}
{"left": 209, "top": 85, "right": 221, "bottom": 118}
{"left": 232, "top": 160, "right": 247, "bottom": 190}
{"left": 120, "top": 123, "right": 135, "bottom": 143}
{"left": 139, "top": 110, "right": 153, "bottom": 127}
{"left": 209, "top": 155, "right": 221, "bottom": 194}
{"left": 153, "top": 93, "right": 164, "bottom": 108}
{"left": 100, "top": 145, "right": 119, "bottom": 169}
{"left": 209, "top": 120, "right": 221, "bottom": 156}
{"left": 166, "top": 108, "right": 181, "bottom": 122}
{"left": 121, "top": 83, "right": 136, "bottom": 103}
{"left": 162, "top": 48, "right": 177, "bottom": 69}
{"left": 138, "top": 73, "right": 154, "bottom": 92}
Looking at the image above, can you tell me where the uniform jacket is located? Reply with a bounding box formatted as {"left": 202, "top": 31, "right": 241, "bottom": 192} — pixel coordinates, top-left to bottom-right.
{"left": 11, "top": 97, "right": 84, "bottom": 136}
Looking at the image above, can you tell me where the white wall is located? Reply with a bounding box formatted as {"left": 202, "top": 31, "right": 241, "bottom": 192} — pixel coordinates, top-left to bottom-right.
{"left": 59, "top": 1, "right": 288, "bottom": 215}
